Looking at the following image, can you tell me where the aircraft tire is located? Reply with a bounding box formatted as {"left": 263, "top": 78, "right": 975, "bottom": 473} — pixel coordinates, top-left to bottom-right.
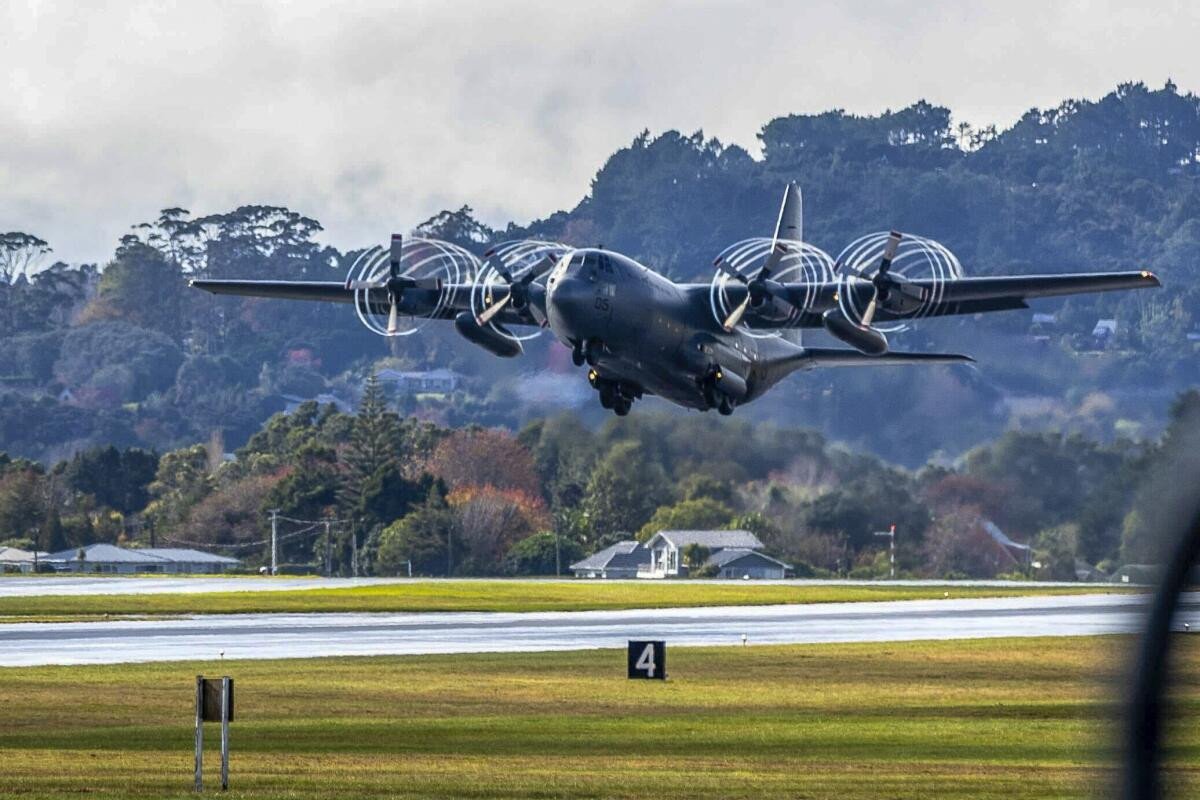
{"left": 718, "top": 395, "right": 735, "bottom": 416}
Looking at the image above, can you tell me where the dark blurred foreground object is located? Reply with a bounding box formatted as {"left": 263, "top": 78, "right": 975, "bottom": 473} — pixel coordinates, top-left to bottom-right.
{"left": 1124, "top": 496, "right": 1200, "bottom": 799}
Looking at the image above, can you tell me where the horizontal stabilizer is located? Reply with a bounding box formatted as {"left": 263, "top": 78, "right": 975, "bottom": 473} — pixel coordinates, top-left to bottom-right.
{"left": 797, "top": 348, "right": 974, "bottom": 369}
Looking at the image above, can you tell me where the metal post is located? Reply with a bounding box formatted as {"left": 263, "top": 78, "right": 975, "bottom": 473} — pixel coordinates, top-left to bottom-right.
{"left": 890, "top": 524, "right": 896, "bottom": 579}
{"left": 268, "top": 509, "right": 279, "bottom": 576}
{"left": 874, "top": 525, "right": 897, "bottom": 579}
{"left": 220, "top": 677, "right": 230, "bottom": 791}
{"left": 324, "top": 521, "right": 332, "bottom": 578}
{"left": 351, "top": 530, "right": 359, "bottom": 578}
{"left": 554, "top": 530, "right": 561, "bottom": 577}
{"left": 194, "top": 676, "right": 204, "bottom": 791}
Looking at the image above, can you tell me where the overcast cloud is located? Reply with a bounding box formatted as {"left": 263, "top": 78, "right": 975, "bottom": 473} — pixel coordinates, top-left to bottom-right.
{"left": 3, "top": 0, "right": 1199, "bottom": 263}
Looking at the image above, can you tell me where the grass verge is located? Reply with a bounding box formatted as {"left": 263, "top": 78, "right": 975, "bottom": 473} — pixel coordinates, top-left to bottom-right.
{"left": 0, "top": 580, "right": 1135, "bottom": 619}
{"left": 1, "top": 636, "right": 1197, "bottom": 798}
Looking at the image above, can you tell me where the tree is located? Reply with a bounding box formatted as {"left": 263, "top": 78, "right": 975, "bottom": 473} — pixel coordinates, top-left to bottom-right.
{"left": 61, "top": 446, "right": 158, "bottom": 514}
{"left": 0, "top": 232, "right": 51, "bottom": 283}
{"left": 448, "top": 485, "right": 550, "bottom": 575}
{"left": 375, "top": 488, "right": 457, "bottom": 576}
{"left": 681, "top": 543, "right": 711, "bottom": 569}
{"left": 426, "top": 427, "right": 541, "bottom": 497}
{"left": 921, "top": 506, "right": 1007, "bottom": 579}
{"left": 636, "top": 497, "right": 734, "bottom": 542}
{"left": 583, "top": 441, "right": 671, "bottom": 542}
{"left": 504, "top": 531, "right": 583, "bottom": 576}
{"left": 340, "top": 372, "right": 403, "bottom": 514}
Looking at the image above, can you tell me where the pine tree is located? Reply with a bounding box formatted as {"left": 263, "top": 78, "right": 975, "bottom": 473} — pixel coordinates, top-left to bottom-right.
{"left": 340, "top": 372, "right": 402, "bottom": 516}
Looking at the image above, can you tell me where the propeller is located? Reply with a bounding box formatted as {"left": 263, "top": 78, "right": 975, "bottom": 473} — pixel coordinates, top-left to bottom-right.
{"left": 475, "top": 250, "right": 557, "bottom": 326}
{"left": 344, "top": 235, "right": 443, "bottom": 333}
{"left": 714, "top": 242, "right": 794, "bottom": 331}
{"left": 850, "top": 230, "right": 928, "bottom": 327}
{"left": 714, "top": 183, "right": 805, "bottom": 331}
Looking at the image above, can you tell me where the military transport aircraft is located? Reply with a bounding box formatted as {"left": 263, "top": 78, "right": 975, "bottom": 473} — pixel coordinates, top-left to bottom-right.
{"left": 191, "top": 185, "right": 1160, "bottom": 416}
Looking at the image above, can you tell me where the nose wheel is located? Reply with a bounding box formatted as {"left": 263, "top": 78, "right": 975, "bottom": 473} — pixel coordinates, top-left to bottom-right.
{"left": 573, "top": 338, "right": 604, "bottom": 367}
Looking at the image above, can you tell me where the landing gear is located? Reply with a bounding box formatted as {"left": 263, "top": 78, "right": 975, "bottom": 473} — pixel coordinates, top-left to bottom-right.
{"left": 582, "top": 338, "right": 603, "bottom": 367}
{"left": 589, "top": 369, "right": 639, "bottom": 416}
{"left": 699, "top": 365, "right": 740, "bottom": 415}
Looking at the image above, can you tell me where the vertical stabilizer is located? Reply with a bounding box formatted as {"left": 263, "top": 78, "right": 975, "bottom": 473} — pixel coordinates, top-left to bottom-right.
{"left": 773, "top": 183, "right": 803, "bottom": 244}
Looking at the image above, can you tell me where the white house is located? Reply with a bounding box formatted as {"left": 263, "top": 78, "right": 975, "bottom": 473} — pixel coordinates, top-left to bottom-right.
{"left": 640, "top": 530, "right": 788, "bottom": 579}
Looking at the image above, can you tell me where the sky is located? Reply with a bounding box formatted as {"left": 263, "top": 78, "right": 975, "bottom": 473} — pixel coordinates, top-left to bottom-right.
{"left": 3, "top": 0, "right": 1199, "bottom": 264}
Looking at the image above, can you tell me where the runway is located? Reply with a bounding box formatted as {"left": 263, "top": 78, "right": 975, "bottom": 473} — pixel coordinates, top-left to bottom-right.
{"left": 1, "top": 593, "right": 1189, "bottom": 667}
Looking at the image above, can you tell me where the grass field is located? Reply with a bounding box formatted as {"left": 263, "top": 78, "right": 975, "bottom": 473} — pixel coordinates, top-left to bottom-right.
{"left": 2, "top": 636, "right": 1197, "bottom": 799}
{"left": 0, "top": 579, "right": 1135, "bottom": 620}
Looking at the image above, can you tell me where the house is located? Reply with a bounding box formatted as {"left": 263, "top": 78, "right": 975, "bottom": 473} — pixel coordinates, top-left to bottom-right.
{"left": 0, "top": 546, "right": 49, "bottom": 573}
{"left": 1092, "top": 318, "right": 1117, "bottom": 348}
{"left": 640, "top": 530, "right": 783, "bottom": 578}
{"left": 138, "top": 548, "right": 241, "bottom": 574}
{"left": 705, "top": 548, "right": 791, "bottom": 580}
{"left": 376, "top": 368, "right": 460, "bottom": 394}
{"left": 44, "top": 543, "right": 170, "bottom": 574}
{"left": 569, "top": 540, "right": 649, "bottom": 579}
{"left": 43, "top": 543, "right": 240, "bottom": 574}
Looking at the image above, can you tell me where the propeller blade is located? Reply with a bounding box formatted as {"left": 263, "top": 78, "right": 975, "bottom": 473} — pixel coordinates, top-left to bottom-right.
{"left": 386, "top": 297, "right": 400, "bottom": 334}
{"left": 713, "top": 257, "right": 751, "bottom": 285}
{"left": 482, "top": 248, "right": 516, "bottom": 284}
{"left": 389, "top": 234, "right": 403, "bottom": 280}
{"left": 723, "top": 293, "right": 752, "bottom": 331}
{"left": 861, "top": 288, "right": 879, "bottom": 327}
{"left": 518, "top": 254, "right": 557, "bottom": 285}
{"left": 878, "top": 230, "right": 902, "bottom": 275}
{"left": 476, "top": 292, "right": 512, "bottom": 325}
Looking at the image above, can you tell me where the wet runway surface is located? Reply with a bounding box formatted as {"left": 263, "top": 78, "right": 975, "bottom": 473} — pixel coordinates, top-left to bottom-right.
{"left": 2, "top": 593, "right": 1189, "bottom": 667}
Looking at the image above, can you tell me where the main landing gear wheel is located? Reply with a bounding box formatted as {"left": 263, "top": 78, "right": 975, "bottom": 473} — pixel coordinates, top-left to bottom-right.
{"left": 718, "top": 395, "right": 736, "bottom": 416}
{"left": 589, "top": 369, "right": 638, "bottom": 416}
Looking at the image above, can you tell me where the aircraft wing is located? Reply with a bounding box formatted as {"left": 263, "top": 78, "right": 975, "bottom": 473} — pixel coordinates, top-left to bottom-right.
{"left": 188, "top": 279, "right": 543, "bottom": 327}
{"left": 727, "top": 269, "right": 1160, "bottom": 326}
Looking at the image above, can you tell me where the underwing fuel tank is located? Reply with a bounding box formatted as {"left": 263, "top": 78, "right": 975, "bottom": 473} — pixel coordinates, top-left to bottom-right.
{"left": 822, "top": 308, "right": 889, "bottom": 356}
{"left": 454, "top": 312, "right": 523, "bottom": 358}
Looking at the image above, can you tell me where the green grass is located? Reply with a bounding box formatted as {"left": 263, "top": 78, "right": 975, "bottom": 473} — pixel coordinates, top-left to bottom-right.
{"left": 0, "top": 579, "right": 1135, "bottom": 619}
{"left": 1, "top": 637, "right": 1197, "bottom": 798}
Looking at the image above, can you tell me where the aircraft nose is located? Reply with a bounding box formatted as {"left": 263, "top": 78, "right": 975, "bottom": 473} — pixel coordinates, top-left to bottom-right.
{"left": 546, "top": 273, "right": 592, "bottom": 339}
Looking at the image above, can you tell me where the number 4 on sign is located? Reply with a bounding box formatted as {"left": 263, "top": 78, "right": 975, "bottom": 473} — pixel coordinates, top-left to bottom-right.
{"left": 627, "top": 640, "right": 666, "bottom": 680}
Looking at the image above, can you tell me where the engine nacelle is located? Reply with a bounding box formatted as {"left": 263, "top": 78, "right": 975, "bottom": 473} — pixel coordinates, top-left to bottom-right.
{"left": 822, "top": 308, "right": 889, "bottom": 356}
{"left": 454, "top": 312, "right": 523, "bottom": 358}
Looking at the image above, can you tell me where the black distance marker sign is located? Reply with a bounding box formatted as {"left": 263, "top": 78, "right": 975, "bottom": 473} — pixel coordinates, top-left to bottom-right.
{"left": 628, "top": 640, "right": 666, "bottom": 680}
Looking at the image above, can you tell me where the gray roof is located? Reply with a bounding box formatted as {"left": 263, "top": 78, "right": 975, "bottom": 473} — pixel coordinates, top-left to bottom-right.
{"left": 705, "top": 548, "right": 790, "bottom": 570}
{"left": 140, "top": 548, "right": 240, "bottom": 565}
{"left": 0, "top": 546, "right": 48, "bottom": 563}
{"left": 45, "top": 543, "right": 168, "bottom": 564}
{"left": 650, "top": 530, "right": 764, "bottom": 550}
{"left": 570, "top": 540, "right": 649, "bottom": 572}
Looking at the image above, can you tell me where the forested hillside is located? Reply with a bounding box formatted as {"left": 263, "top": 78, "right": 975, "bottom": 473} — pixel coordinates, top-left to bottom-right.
{"left": 3, "top": 80, "right": 1199, "bottom": 468}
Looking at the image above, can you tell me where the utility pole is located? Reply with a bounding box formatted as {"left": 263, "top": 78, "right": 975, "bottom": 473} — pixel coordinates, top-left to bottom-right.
{"left": 351, "top": 527, "right": 359, "bottom": 578}
{"left": 873, "top": 524, "right": 897, "bottom": 579}
{"left": 268, "top": 509, "right": 280, "bottom": 576}
{"left": 324, "top": 520, "right": 332, "bottom": 578}
{"left": 554, "top": 529, "right": 561, "bottom": 577}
